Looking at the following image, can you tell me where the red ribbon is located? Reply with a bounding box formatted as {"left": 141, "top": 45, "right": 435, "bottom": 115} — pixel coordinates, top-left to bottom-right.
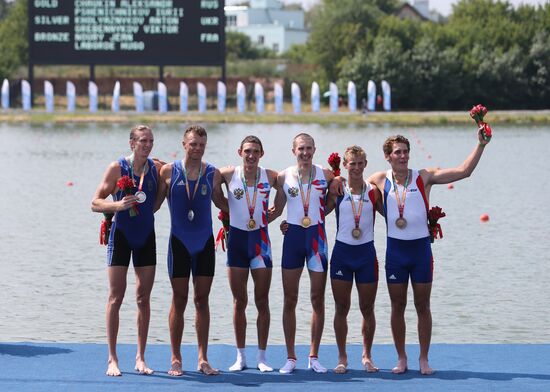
{"left": 99, "top": 219, "right": 112, "bottom": 245}
{"left": 215, "top": 227, "right": 228, "bottom": 252}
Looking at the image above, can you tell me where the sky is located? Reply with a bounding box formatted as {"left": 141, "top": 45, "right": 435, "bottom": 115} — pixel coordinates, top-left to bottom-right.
{"left": 227, "top": 0, "right": 549, "bottom": 16}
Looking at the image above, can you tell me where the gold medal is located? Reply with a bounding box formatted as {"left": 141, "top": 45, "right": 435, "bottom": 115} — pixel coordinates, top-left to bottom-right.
{"left": 302, "top": 216, "right": 312, "bottom": 228}
{"left": 247, "top": 219, "right": 256, "bottom": 230}
{"left": 352, "top": 228, "right": 362, "bottom": 239}
{"left": 395, "top": 217, "right": 407, "bottom": 229}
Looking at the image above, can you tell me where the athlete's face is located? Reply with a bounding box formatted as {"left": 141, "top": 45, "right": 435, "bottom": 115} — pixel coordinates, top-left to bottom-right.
{"left": 239, "top": 142, "right": 263, "bottom": 167}
{"left": 386, "top": 142, "right": 409, "bottom": 169}
{"left": 292, "top": 137, "right": 315, "bottom": 164}
{"left": 344, "top": 155, "right": 367, "bottom": 180}
{"left": 183, "top": 132, "right": 207, "bottom": 161}
{"left": 130, "top": 129, "right": 154, "bottom": 159}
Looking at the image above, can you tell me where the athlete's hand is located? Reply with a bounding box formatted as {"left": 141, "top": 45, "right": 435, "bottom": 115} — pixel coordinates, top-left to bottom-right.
{"left": 329, "top": 176, "right": 345, "bottom": 196}
{"left": 117, "top": 195, "right": 139, "bottom": 211}
{"left": 279, "top": 220, "right": 289, "bottom": 235}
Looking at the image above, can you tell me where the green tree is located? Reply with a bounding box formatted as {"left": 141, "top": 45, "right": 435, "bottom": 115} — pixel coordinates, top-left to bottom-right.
{"left": 0, "top": 0, "right": 27, "bottom": 80}
{"left": 225, "top": 31, "right": 276, "bottom": 60}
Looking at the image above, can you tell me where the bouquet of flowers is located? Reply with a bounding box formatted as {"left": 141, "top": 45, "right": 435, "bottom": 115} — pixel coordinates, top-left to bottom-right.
{"left": 117, "top": 175, "right": 139, "bottom": 217}
{"left": 327, "top": 152, "right": 341, "bottom": 176}
{"left": 428, "top": 206, "right": 446, "bottom": 243}
{"left": 99, "top": 213, "right": 114, "bottom": 245}
{"left": 470, "top": 104, "right": 492, "bottom": 142}
{"left": 215, "top": 211, "right": 230, "bottom": 251}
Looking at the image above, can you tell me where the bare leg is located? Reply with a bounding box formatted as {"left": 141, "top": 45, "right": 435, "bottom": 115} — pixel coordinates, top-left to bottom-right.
{"left": 281, "top": 268, "right": 303, "bottom": 360}
{"left": 309, "top": 270, "right": 327, "bottom": 358}
{"left": 388, "top": 282, "right": 409, "bottom": 374}
{"left": 251, "top": 268, "right": 272, "bottom": 372}
{"left": 134, "top": 265, "right": 155, "bottom": 375}
{"left": 194, "top": 276, "right": 219, "bottom": 375}
{"left": 106, "top": 266, "right": 128, "bottom": 377}
{"left": 412, "top": 282, "right": 434, "bottom": 375}
{"left": 331, "top": 278, "right": 352, "bottom": 373}
{"left": 357, "top": 282, "right": 379, "bottom": 372}
{"left": 228, "top": 267, "right": 249, "bottom": 371}
{"left": 168, "top": 277, "right": 189, "bottom": 376}
{"left": 308, "top": 270, "right": 327, "bottom": 373}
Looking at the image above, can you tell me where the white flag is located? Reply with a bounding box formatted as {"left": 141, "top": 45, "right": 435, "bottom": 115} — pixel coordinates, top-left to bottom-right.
{"left": 112, "top": 81, "right": 120, "bottom": 112}
{"left": 254, "top": 82, "right": 264, "bottom": 114}
{"left": 274, "top": 83, "right": 283, "bottom": 114}
{"left": 236, "top": 81, "right": 246, "bottom": 113}
{"left": 311, "top": 82, "right": 320, "bottom": 113}
{"left": 22, "top": 80, "right": 31, "bottom": 111}
{"left": 158, "top": 82, "right": 168, "bottom": 113}
{"left": 179, "top": 82, "right": 188, "bottom": 113}
{"left": 347, "top": 81, "right": 356, "bottom": 112}
{"left": 217, "top": 81, "right": 226, "bottom": 113}
{"left": 133, "top": 82, "right": 144, "bottom": 112}
{"left": 66, "top": 81, "right": 76, "bottom": 112}
{"left": 291, "top": 82, "right": 301, "bottom": 114}
{"left": 88, "top": 81, "right": 98, "bottom": 113}
{"left": 197, "top": 82, "right": 207, "bottom": 113}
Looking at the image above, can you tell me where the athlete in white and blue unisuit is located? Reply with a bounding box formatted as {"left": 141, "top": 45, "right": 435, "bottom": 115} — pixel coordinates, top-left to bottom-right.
{"left": 369, "top": 130, "right": 491, "bottom": 375}
{"left": 92, "top": 125, "right": 163, "bottom": 377}
{"left": 218, "top": 136, "right": 278, "bottom": 373}
{"left": 271, "top": 133, "right": 335, "bottom": 374}
{"left": 156, "top": 125, "right": 226, "bottom": 377}
{"left": 326, "top": 146, "right": 381, "bottom": 374}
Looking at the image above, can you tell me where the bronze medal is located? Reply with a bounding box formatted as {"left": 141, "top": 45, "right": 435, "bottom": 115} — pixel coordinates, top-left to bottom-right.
{"left": 395, "top": 217, "right": 407, "bottom": 229}
{"left": 247, "top": 219, "right": 256, "bottom": 230}
{"left": 302, "top": 216, "right": 312, "bottom": 228}
{"left": 352, "top": 228, "right": 362, "bottom": 239}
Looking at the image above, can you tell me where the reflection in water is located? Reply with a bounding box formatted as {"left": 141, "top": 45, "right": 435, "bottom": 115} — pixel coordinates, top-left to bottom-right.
{"left": 1, "top": 122, "right": 549, "bottom": 345}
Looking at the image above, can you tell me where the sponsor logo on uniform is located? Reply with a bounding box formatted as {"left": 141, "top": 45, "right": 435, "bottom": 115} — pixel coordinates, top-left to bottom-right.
{"left": 409, "top": 188, "right": 418, "bottom": 192}
{"left": 389, "top": 274, "right": 397, "bottom": 280}
{"left": 336, "top": 270, "right": 343, "bottom": 276}
{"left": 176, "top": 179, "right": 185, "bottom": 186}
{"left": 201, "top": 184, "right": 208, "bottom": 195}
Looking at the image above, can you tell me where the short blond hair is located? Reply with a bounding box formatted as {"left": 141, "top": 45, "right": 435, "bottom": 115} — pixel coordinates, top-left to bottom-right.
{"left": 343, "top": 145, "right": 367, "bottom": 164}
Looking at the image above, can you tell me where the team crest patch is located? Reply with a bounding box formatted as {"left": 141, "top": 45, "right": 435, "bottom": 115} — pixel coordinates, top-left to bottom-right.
{"left": 288, "top": 187, "right": 299, "bottom": 197}
{"left": 201, "top": 184, "right": 208, "bottom": 195}
{"left": 233, "top": 188, "right": 244, "bottom": 200}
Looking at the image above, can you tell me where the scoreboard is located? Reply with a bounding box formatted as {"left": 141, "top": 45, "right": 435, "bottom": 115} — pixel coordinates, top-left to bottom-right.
{"left": 29, "top": 0, "right": 225, "bottom": 66}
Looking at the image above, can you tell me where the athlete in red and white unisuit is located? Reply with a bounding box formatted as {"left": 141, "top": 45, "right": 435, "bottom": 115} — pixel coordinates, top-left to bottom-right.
{"left": 270, "top": 133, "right": 335, "bottom": 374}
{"left": 368, "top": 128, "right": 491, "bottom": 375}
{"left": 218, "top": 135, "right": 278, "bottom": 373}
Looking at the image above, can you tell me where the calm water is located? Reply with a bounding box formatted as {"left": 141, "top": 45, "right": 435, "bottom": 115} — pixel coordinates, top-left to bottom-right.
{"left": 1, "top": 121, "right": 549, "bottom": 346}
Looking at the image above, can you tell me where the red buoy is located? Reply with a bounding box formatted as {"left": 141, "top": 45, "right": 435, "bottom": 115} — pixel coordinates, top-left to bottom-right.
{"left": 480, "top": 214, "right": 489, "bottom": 222}
{"left": 448, "top": 184, "right": 454, "bottom": 189}
{"left": 67, "top": 181, "right": 74, "bottom": 187}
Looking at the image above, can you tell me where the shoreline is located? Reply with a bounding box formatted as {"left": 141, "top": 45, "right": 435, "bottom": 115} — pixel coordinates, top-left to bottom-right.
{"left": 2, "top": 109, "right": 550, "bottom": 125}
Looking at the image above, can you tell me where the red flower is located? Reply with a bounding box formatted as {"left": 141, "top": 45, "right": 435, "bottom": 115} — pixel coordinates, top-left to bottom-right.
{"left": 327, "top": 152, "right": 341, "bottom": 176}
{"left": 116, "top": 175, "right": 139, "bottom": 217}
{"left": 215, "top": 210, "right": 230, "bottom": 251}
{"left": 99, "top": 213, "right": 114, "bottom": 245}
{"left": 117, "top": 175, "right": 134, "bottom": 193}
{"left": 428, "top": 206, "right": 446, "bottom": 242}
{"left": 482, "top": 122, "right": 492, "bottom": 138}
{"left": 470, "top": 104, "right": 488, "bottom": 124}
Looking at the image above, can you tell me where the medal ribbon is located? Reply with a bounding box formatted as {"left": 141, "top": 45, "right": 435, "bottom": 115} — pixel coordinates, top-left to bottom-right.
{"left": 392, "top": 170, "right": 410, "bottom": 218}
{"left": 182, "top": 161, "right": 203, "bottom": 204}
{"left": 129, "top": 154, "right": 146, "bottom": 193}
{"left": 241, "top": 167, "right": 260, "bottom": 221}
{"left": 346, "top": 182, "right": 365, "bottom": 230}
{"left": 297, "top": 166, "right": 314, "bottom": 218}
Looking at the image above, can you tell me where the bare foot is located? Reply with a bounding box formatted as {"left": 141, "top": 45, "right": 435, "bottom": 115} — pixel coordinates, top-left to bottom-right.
{"left": 135, "top": 359, "right": 154, "bottom": 375}
{"left": 419, "top": 359, "right": 435, "bottom": 375}
{"left": 168, "top": 360, "right": 183, "bottom": 376}
{"left": 197, "top": 361, "right": 220, "bottom": 376}
{"left": 333, "top": 363, "right": 347, "bottom": 374}
{"left": 362, "top": 357, "right": 379, "bottom": 373}
{"left": 106, "top": 359, "right": 122, "bottom": 377}
{"left": 391, "top": 358, "right": 408, "bottom": 374}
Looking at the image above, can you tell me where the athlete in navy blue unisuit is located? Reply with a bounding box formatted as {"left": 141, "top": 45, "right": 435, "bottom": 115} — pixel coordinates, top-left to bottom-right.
{"left": 92, "top": 125, "right": 163, "bottom": 377}
{"left": 156, "top": 125, "right": 226, "bottom": 377}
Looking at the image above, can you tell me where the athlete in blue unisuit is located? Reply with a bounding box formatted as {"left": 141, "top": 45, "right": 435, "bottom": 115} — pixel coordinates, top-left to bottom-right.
{"left": 368, "top": 130, "right": 491, "bottom": 375}
{"left": 155, "top": 125, "right": 226, "bottom": 377}
{"left": 326, "top": 145, "right": 381, "bottom": 375}
{"left": 270, "top": 133, "right": 335, "bottom": 375}
{"left": 92, "top": 125, "right": 163, "bottom": 377}
{"left": 218, "top": 135, "right": 278, "bottom": 373}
